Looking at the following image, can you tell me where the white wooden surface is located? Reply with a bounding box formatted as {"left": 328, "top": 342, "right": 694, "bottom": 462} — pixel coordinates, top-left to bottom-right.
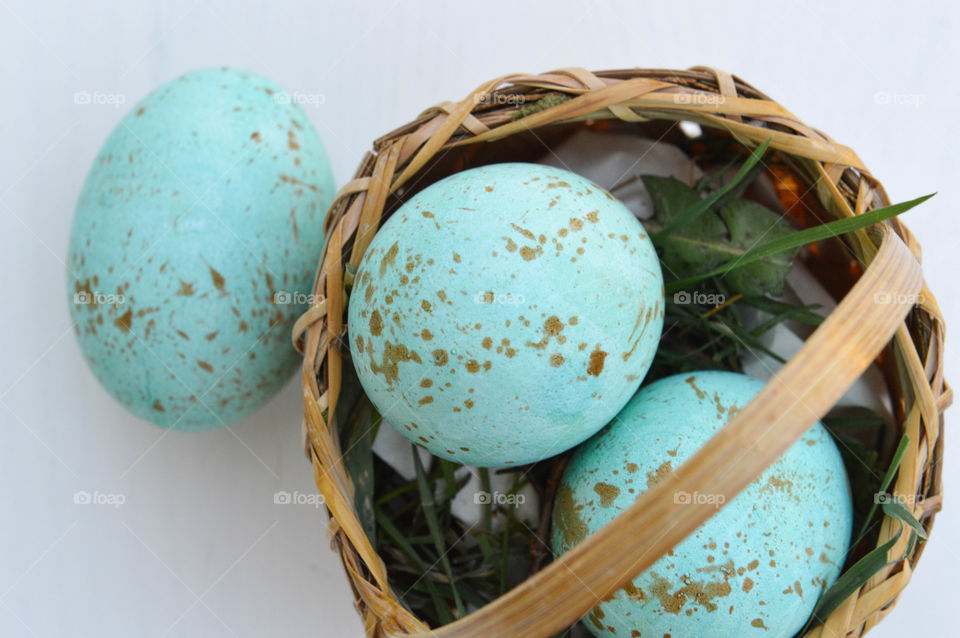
{"left": 0, "top": 1, "right": 956, "bottom": 636}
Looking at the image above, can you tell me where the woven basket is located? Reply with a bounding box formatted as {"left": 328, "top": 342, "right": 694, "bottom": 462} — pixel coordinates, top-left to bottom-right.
{"left": 293, "top": 67, "right": 949, "bottom": 637}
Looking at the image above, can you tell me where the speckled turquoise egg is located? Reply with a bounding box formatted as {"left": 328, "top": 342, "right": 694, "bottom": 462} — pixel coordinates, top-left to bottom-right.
{"left": 68, "top": 68, "right": 334, "bottom": 429}
{"left": 348, "top": 163, "right": 663, "bottom": 467}
{"left": 552, "top": 371, "right": 853, "bottom": 638}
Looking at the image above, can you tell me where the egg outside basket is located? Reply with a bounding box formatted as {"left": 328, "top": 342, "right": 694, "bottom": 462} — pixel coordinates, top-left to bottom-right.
{"left": 292, "top": 67, "right": 949, "bottom": 638}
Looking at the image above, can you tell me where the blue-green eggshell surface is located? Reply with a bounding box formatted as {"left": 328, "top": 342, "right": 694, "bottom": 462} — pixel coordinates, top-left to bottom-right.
{"left": 552, "top": 371, "right": 853, "bottom": 638}
{"left": 348, "top": 163, "right": 664, "bottom": 467}
{"left": 68, "top": 68, "right": 334, "bottom": 429}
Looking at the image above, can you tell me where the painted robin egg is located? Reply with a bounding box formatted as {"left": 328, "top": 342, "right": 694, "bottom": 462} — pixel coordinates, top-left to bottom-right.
{"left": 348, "top": 163, "right": 664, "bottom": 467}
{"left": 552, "top": 371, "right": 853, "bottom": 638}
{"left": 68, "top": 68, "right": 335, "bottom": 429}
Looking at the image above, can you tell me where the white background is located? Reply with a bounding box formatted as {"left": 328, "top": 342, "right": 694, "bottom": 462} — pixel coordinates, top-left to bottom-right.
{"left": 1, "top": 1, "right": 957, "bottom": 636}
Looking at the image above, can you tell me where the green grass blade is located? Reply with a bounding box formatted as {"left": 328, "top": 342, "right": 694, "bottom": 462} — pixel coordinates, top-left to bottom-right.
{"left": 805, "top": 524, "right": 904, "bottom": 627}
{"left": 882, "top": 498, "right": 928, "bottom": 540}
{"left": 439, "top": 459, "right": 461, "bottom": 504}
{"left": 666, "top": 193, "right": 934, "bottom": 294}
{"left": 740, "top": 296, "right": 824, "bottom": 326}
{"left": 856, "top": 434, "right": 910, "bottom": 543}
{"left": 412, "top": 448, "right": 465, "bottom": 617}
{"left": 374, "top": 506, "right": 454, "bottom": 624}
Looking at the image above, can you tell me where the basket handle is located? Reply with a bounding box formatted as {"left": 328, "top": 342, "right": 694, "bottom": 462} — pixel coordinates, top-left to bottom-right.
{"left": 408, "top": 226, "right": 922, "bottom": 638}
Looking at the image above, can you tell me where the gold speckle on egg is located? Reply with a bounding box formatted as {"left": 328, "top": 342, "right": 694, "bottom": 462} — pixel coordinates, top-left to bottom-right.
{"left": 519, "top": 245, "right": 541, "bottom": 261}
{"left": 114, "top": 309, "right": 133, "bottom": 332}
{"left": 587, "top": 345, "right": 607, "bottom": 376}
{"left": 554, "top": 485, "right": 588, "bottom": 545}
{"left": 368, "top": 341, "right": 421, "bottom": 386}
{"left": 593, "top": 482, "right": 620, "bottom": 507}
{"left": 510, "top": 223, "right": 536, "bottom": 240}
{"left": 207, "top": 264, "right": 227, "bottom": 294}
{"left": 369, "top": 310, "right": 383, "bottom": 336}
{"left": 379, "top": 241, "right": 399, "bottom": 276}
{"left": 544, "top": 315, "right": 564, "bottom": 335}
{"left": 646, "top": 461, "right": 673, "bottom": 488}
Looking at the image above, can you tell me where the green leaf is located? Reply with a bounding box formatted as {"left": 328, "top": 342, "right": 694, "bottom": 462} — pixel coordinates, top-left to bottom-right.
{"left": 666, "top": 193, "right": 935, "bottom": 294}
{"left": 881, "top": 497, "right": 928, "bottom": 540}
{"left": 512, "top": 93, "right": 571, "bottom": 120}
{"left": 333, "top": 364, "right": 365, "bottom": 443}
{"left": 374, "top": 506, "right": 454, "bottom": 624}
{"left": 822, "top": 409, "right": 885, "bottom": 528}
{"left": 643, "top": 175, "right": 704, "bottom": 227}
{"left": 337, "top": 370, "right": 377, "bottom": 547}
{"left": 740, "top": 296, "right": 824, "bottom": 327}
{"left": 479, "top": 467, "right": 493, "bottom": 535}
{"left": 905, "top": 527, "right": 920, "bottom": 557}
{"left": 806, "top": 524, "right": 904, "bottom": 626}
{"left": 646, "top": 178, "right": 798, "bottom": 296}
{"left": 716, "top": 199, "right": 798, "bottom": 295}
{"left": 822, "top": 414, "right": 887, "bottom": 430}
{"left": 644, "top": 177, "right": 732, "bottom": 273}
{"left": 412, "top": 448, "right": 465, "bottom": 617}
{"left": 650, "top": 137, "right": 772, "bottom": 240}
{"left": 498, "top": 474, "right": 520, "bottom": 596}
{"left": 856, "top": 434, "right": 910, "bottom": 543}
{"left": 439, "top": 459, "right": 461, "bottom": 504}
